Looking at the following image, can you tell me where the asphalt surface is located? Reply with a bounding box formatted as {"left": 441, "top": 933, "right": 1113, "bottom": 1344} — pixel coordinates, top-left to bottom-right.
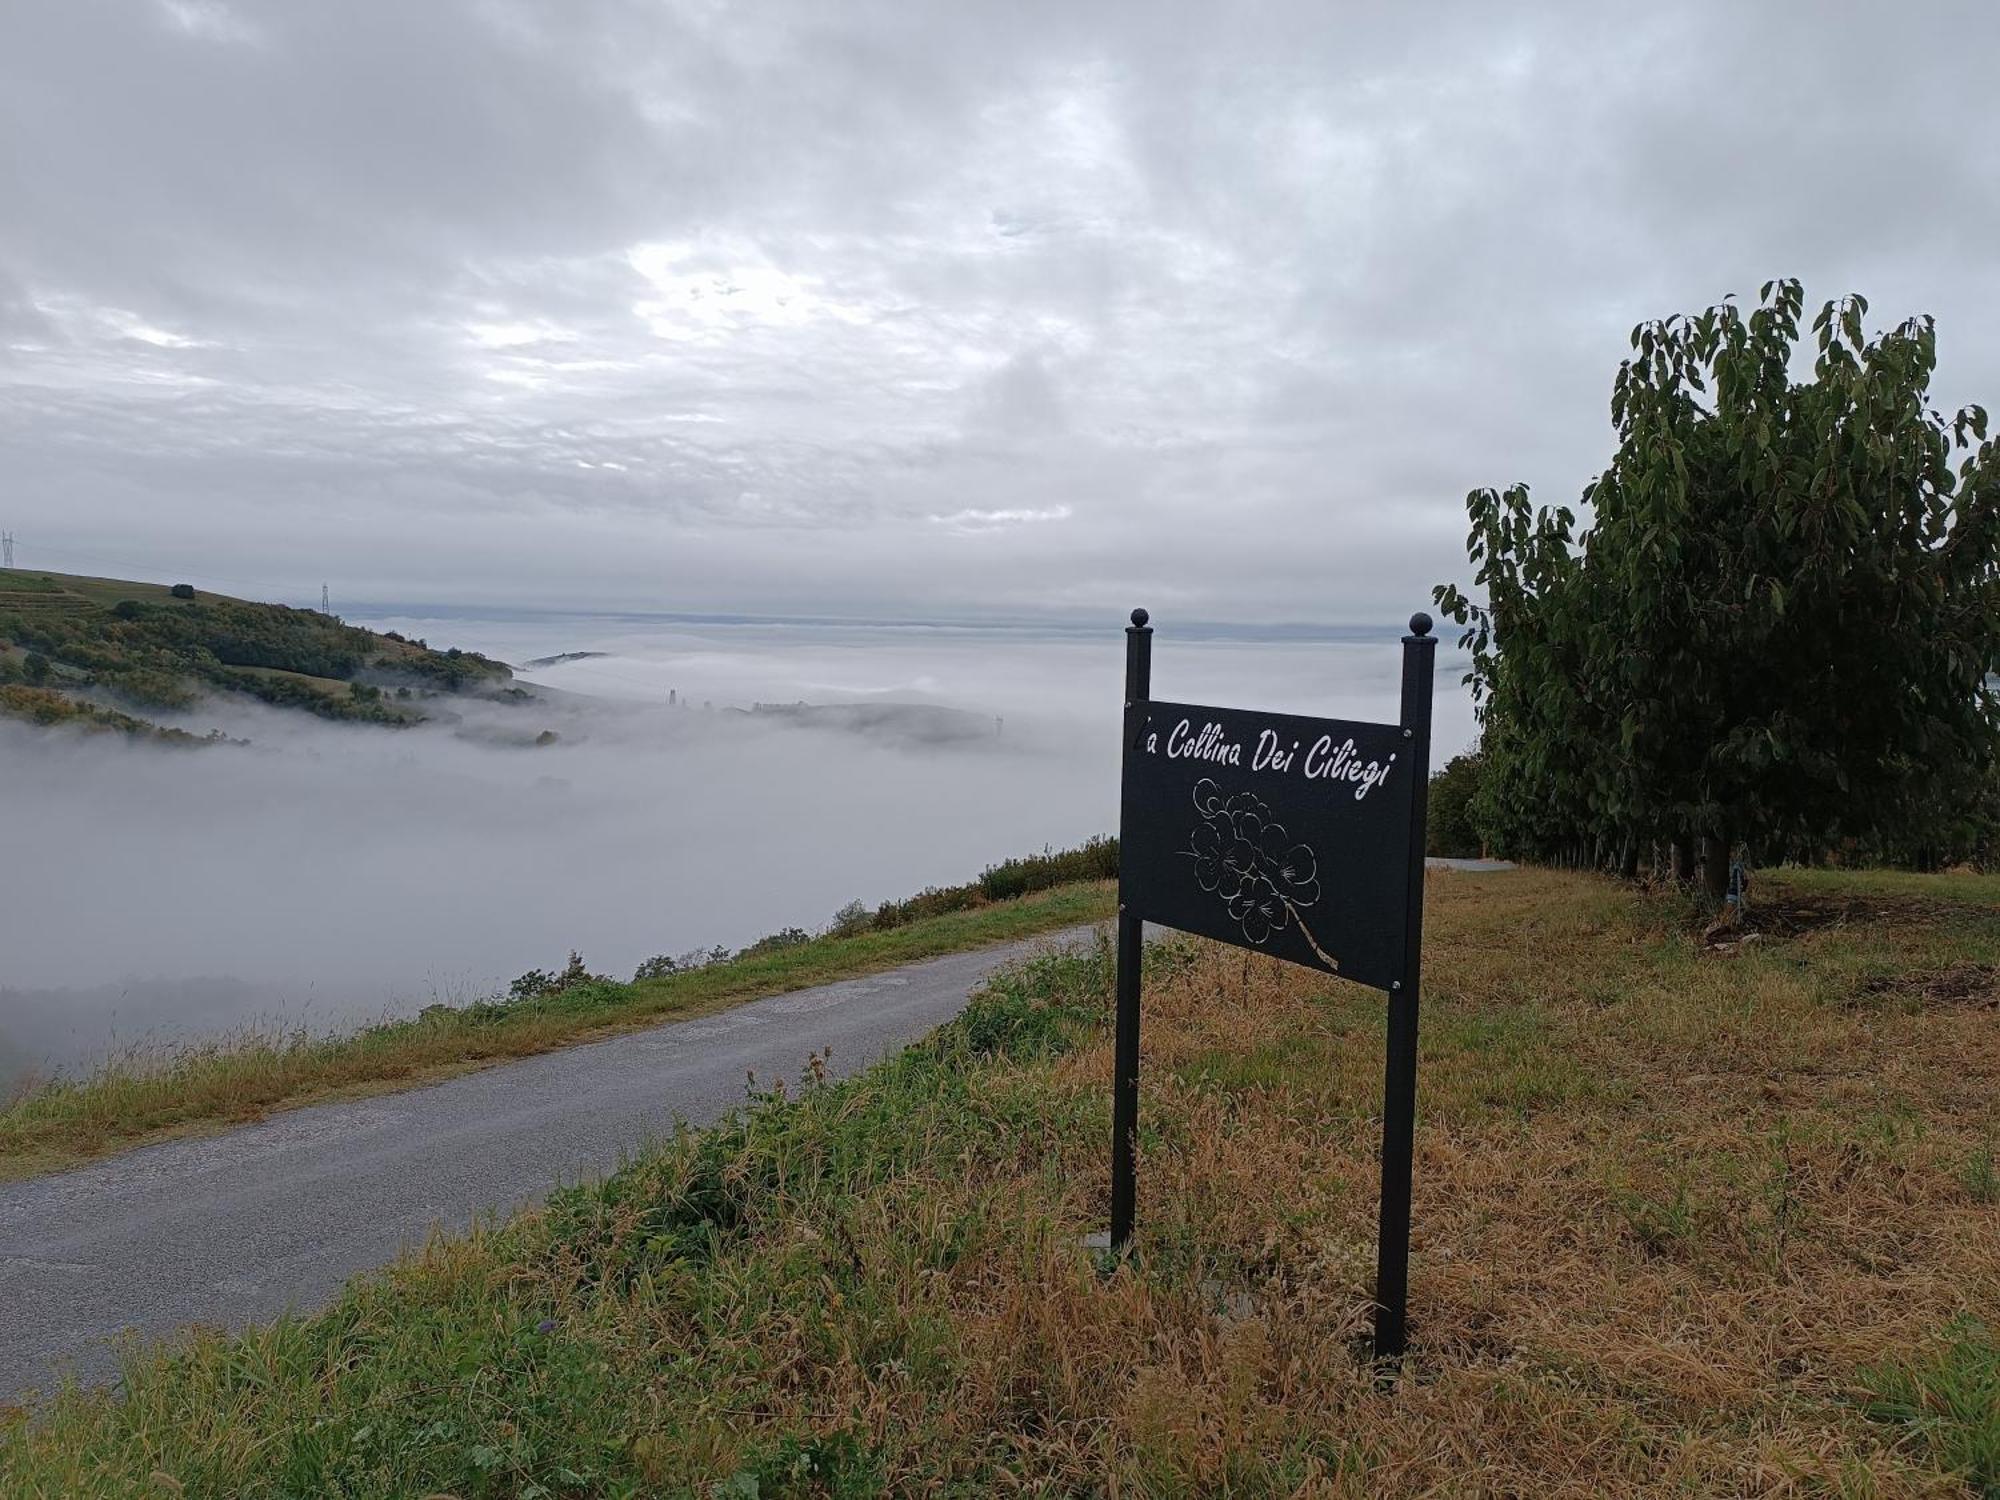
{"left": 0, "top": 926, "right": 1103, "bottom": 1399}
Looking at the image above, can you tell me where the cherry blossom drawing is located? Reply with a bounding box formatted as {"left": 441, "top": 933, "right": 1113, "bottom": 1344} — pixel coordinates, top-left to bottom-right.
{"left": 1183, "top": 777, "right": 1340, "bottom": 968}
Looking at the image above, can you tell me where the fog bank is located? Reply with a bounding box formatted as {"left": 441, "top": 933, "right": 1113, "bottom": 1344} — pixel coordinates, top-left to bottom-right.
{"left": 0, "top": 615, "right": 1472, "bottom": 1084}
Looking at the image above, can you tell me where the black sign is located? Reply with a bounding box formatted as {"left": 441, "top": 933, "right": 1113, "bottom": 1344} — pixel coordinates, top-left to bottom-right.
{"left": 1120, "top": 701, "right": 1415, "bottom": 992}
{"left": 1106, "top": 608, "right": 1437, "bottom": 1364}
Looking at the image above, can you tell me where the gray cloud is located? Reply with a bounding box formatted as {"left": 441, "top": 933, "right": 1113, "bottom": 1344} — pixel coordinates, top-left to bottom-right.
{"left": 3, "top": 0, "right": 1997, "bottom": 619}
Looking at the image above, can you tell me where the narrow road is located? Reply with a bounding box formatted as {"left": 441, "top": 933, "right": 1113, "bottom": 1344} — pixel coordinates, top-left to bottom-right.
{"left": 1, "top": 861, "right": 1509, "bottom": 1401}
{"left": 0, "top": 927, "right": 1102, "bottom": 1399}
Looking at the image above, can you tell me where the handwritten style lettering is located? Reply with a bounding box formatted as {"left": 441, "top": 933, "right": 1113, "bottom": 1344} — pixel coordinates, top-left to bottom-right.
{"left": 1304, "top": 736, "right": 1397, "bottom": 800}
{"left": 1165, "top": 719, "right": 1242, "bottom": 766}
{"left": 1146, "top": 714, "right": 1398, "bottom": 802}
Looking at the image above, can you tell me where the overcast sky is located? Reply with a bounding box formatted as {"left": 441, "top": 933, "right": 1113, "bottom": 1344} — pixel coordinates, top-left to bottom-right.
{"left": 3, "top": 1, "right": 1996, "bottom": 623}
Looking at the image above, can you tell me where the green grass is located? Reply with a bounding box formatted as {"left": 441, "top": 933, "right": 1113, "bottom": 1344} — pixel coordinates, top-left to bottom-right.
{"left": 0, "top": 881, "right": 1115, "bottom": 1183}
{"left": 221, "top": 664, "right": 355, "bottom": 691}
{"left": 1, "top": 569, "right": 213, "bottom": 609}
{"left": 0, "top": 571, "right": 69, "bottom": 593}
{"left": 1767, "top": 863, "right": 2000, "bottom": 907}
{"left": 0, "top": 942, "right": 1123, "bottom": 1495}
{"left": 6, "top": 865, "right": 1999, "bottom": 1495}
{"left": 1860, "top": 1323, "right": 2000, "bottom": 1497}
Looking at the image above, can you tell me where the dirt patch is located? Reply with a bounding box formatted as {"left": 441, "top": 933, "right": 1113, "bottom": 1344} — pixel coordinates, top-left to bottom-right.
{"left": 1740, "top": 892, "right": 1970, "bottom": 937}
{"left": 1859, "top": 961, "right": 2000, "bottom": 1009}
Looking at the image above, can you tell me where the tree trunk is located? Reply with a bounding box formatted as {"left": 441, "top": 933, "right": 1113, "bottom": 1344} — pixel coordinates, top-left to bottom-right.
{"left": 1618, "top": 837, "right": 1640, "bottom": 880}
{"left": 1699, "top": 831, "right": 1733, "bottom": 905}
{"left": 1671, "top": 837, "right": 1695, "bottom": 885}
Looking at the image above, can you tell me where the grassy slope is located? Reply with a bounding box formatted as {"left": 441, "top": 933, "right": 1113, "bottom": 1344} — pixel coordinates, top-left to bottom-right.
{"left": 0, "top": 882, "right": 1116, "bottom": 1183}
{"left": 6, "top": 867, "right": 1997, "bottom": 1495}
{"left": 0, "top": 568, "right": 503, "bottom": 729}
{"left": 0, "top": 570, "right": 190, "bottom": 608}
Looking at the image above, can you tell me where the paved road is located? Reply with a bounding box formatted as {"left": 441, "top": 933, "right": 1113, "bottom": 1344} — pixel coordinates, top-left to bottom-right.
{"left": 1, "top": 861, "right": 1511, "bottom": 1400}
{"left": 0, "top": 927, "right": 1103, "bottom": 1399}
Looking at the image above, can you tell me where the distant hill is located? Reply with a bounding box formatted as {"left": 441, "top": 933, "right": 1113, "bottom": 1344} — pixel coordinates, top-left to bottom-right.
{"left": 743, "top": 700, "right": 1003, "bottom": 747}
{"left": 519, "top": 650, "right": 610, "bottom": 669}
{"left": 0, "top": 569, "right": 515, "bottom": 737}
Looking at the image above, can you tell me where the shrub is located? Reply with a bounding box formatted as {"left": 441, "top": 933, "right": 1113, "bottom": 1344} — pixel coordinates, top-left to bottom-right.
{"left": 740, "top": 926, "right": 812, "bottom": 958}
{"left": 22, "top": 652, "right": 50, "bottom": 684}
{"left": 507, "top": 951, "right": 609, "bottom": 1002}
{"left": 169, "top": 583, "right": 196, "bottom": 600}
{"left": 1427, "top": 751, "right": 1487, "bottom": 858}
{"left": 869, "top": 884, "right": 982, "bottom": 931}
{"left": 978, "top": 836, "right": 1119, "bottom": 901}
{"left": 829, "top": 900, "right": 873, "bottom": 937}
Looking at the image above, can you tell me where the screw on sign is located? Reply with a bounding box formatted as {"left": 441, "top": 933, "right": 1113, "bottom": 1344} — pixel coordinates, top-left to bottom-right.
{"left": 1109, "top": 607, "right": 1436, "bottom": 1363}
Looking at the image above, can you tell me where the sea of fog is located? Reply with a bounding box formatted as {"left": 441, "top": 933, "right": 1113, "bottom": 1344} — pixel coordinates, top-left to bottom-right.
{"left": 0, "top": 611, "right": 1475, "bottom": 1087}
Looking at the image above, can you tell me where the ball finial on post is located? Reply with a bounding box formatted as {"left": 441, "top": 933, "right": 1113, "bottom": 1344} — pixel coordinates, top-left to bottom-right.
{"left": 1130, "top": 607, "right": 1150, "bottom": 629}
{"left": 1407, "top": 611, "right": 1433, "bottom": 639}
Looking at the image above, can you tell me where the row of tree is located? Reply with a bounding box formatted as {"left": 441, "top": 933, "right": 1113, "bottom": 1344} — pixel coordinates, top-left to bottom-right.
{"left": 1435, "top": 280, "right": 2000, "bottom": 894}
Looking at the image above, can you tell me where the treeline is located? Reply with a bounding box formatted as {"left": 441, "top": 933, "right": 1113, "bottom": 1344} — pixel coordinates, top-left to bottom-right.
{"left": 1434, "top": 281, "right": 2000, "bottom": 893}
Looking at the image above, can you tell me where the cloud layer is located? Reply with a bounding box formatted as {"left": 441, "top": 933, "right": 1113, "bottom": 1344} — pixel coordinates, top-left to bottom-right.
{"left": 4, "top": 1, "right": 1997, "bottom": 619}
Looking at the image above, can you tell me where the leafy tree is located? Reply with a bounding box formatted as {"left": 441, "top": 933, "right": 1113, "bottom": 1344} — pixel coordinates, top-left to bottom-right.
{"left": 22, "top": 652, "right": 50, "bottom": 684}
{"left": 1426, "top": 751, "right": 1488, "bottom": 858}
{"left": 1439, "top": 281, "right": 2000, "bottom": 895}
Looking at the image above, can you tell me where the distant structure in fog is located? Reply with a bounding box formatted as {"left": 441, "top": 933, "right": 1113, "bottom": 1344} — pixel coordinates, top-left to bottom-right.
{"left": 321, "top": 583, "right": 330, "bottom": 614}
{"left": 1, "top": 531, "right": 13, "bottom": 569}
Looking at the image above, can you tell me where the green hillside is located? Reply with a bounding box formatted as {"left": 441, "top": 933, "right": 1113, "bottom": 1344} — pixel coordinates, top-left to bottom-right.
{"left": 0, "top": 569, "right": 511, "bottom": 734}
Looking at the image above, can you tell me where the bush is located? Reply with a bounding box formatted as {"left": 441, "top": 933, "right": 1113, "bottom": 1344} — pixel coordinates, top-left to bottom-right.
{"left": 169, "top": 583, "right": 196, "bottom": 600}
{"left": 507, "top": 951, "right": 609, "bottom": 1002}
{"left": 740, "top": 926, "right": 812, "bottom": 958}
{"left": 1427, "top": 751, "right": 1487, "bottom": 858}
{"left": 829, "top": 900, "right": 873, "bottom": 937}
{"left": 22, "top": 652, "right": 50, "bottom": 684}
{"left": 634, "top": 945, "right": 735, "bottom": 983}
{"left": 861, "top": 837, "right": 1119, "bottom": 933}
{"left": 869, "top": 884, "right": 982, "bottom": 931}
{"left": 978, "top": 836, "right": 1119, "bottom": 901}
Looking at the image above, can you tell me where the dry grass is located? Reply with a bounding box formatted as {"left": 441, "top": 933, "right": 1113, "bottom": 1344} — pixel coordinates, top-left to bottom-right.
{"left": 6, "top": 866, "right": 1997, "bottom": 1496}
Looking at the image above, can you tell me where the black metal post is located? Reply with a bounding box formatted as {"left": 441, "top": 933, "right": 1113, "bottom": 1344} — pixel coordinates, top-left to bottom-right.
{"left": 1374, "top": 610, "right": 1436, "bottom": 1361}
{"left": 1110, "top": 606, "right": 1152, "bottom": 1253}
